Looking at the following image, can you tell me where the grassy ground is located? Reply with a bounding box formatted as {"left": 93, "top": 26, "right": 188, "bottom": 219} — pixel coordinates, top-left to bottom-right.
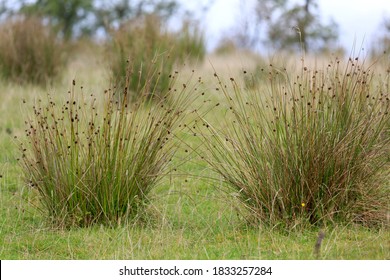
{"left": 0, "top": 50, "right": 389, "bottom": 260}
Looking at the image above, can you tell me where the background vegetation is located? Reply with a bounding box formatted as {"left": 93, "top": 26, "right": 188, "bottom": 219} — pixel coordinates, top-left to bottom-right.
{"left": 0, "top": 16, "right": 65, "bottom": 85}
{"left": 109, "top": 15, "right": 205, "bottom": 100}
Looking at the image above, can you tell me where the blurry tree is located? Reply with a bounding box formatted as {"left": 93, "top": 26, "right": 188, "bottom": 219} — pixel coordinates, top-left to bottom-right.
{"left": 0, "top": 0, "right": 26, "bottom": 19}
{"left": 21, "top": 0, "right": 94, "bottom": 40}
{"left": 0, "top": 1, "right": 6, "bottom": 17}
{"left": 93, "top": 0, "right": 178, "bottom": 34}
{"left": 255, "top": 0, "right": 339, "bottom": 53}
{"left": 0, "top": 0, "right": 179, "bottom": 40}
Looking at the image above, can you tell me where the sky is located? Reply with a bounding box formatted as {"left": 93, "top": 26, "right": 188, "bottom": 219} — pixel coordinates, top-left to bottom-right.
{"left": 188, "top": 0, "right": 390, "bottom": 52}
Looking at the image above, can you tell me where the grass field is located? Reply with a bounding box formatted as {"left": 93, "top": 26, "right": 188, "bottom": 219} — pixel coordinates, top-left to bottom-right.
{"left": 0, "top": 48, "right": 389, "bottom": 260}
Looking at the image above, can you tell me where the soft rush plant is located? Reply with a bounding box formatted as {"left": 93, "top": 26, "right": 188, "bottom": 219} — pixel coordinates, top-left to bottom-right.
{"left": 17, "top": 62, "right": 198, "bottom": 228}
{"left": 0, "top": 16, "right": 64, "bottom": 85}
{"left": 199, "top": 57, "right": 389, "bottom": 229}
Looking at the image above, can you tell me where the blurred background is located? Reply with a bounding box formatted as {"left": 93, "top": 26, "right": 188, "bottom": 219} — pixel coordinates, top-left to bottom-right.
{"left": 1, "top": 0, "right": 389, "bottom": 56}
{"left": 0, "top": 0, "right": 389, "bottom": 87}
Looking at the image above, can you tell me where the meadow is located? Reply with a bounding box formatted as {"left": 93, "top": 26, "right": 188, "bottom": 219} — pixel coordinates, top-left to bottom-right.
{"left": 0, "top": 20, "right": 388, "bottom": 259}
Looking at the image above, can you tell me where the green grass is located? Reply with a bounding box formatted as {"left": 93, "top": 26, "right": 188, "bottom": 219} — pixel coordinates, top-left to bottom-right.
{"left": 0, "top": 50, "right": 389, "bottom": 259}
{"left": 1, "top": 178, "right": 389, "bottom": 259}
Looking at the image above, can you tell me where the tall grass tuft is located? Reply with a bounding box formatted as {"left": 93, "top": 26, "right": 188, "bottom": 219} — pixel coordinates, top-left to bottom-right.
{"left": 175, "top": 20, "right": 206, "bottom": 63}
{"left": 17, "top": 63, "right": 198, "bottom": 228}
{"left": 0, "top": 16, "right": 65, "bottom": 85}
{"left": 108, "top": 14, "right": 205, "bottom": 101}
{"left": 200, "top": 58, "right": 389, "bottom": 229}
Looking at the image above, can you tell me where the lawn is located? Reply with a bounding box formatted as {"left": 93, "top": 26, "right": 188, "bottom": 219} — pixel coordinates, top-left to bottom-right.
{"left": 0, "top": 49, "right": 389, "bottom": 260}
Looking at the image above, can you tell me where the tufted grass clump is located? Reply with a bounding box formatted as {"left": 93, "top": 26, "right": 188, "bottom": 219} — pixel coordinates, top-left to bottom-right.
{"left": 200, "top": 57, "right": 389, "bottom": 229}
{"left": 109, "top": 15, "right": 205, "bottom": 102}
{"left": 0, "top": 16, "right": 65, "bottom": 85}
{"left": 17, "top": 65, "right": 198, "bottom": 228}
{"left": 174, "top": 20, "right": 206, "bottom": 63}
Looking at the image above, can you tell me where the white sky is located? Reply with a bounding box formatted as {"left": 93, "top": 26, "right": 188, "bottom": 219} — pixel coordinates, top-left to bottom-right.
{"left": 190, "top": 0, "right": 390, "bottom": 52}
